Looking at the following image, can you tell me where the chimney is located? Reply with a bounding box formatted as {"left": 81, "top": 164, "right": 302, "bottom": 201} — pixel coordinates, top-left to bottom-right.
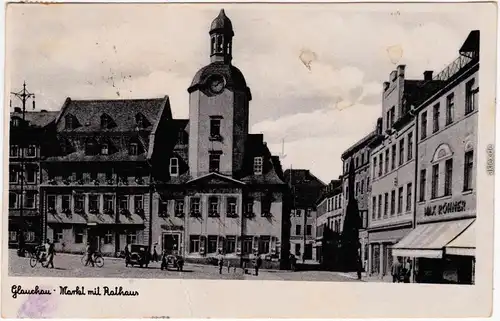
{"left": 397, "top": 65, "right": 406, "bottom": 77}
{"left": 383, "top": 81, "right": 390, "bottom": 91}
{"left": 424, "top": 70, "right": 433, "bottom": 81}
{"left": 14, "top": 107, "right": 22, "bottom": 113}
{"left": 390, "top": 70, "right": 397, "bottom": 81}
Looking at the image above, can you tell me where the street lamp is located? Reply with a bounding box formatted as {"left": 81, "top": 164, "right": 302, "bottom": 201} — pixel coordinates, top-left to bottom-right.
{"left": 10, "top": 82, "right": 36, "bottom": 256}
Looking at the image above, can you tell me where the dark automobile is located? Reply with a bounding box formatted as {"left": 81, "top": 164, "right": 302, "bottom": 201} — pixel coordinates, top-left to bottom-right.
{"left": 161, "top": 254, "right": 184, "bottom": 271}
{"left": 126, "top": 244, "right": 151, "bottom": 268}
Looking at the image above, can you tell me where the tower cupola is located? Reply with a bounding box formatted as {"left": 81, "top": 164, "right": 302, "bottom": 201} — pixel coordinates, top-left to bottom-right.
{"left": 209, "top": 9, "right": 234, "bottom": 64}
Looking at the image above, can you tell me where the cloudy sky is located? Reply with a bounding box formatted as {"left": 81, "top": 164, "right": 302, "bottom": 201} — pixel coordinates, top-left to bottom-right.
{"left": 6, "top": 3, "right": 486, "bottom": 182}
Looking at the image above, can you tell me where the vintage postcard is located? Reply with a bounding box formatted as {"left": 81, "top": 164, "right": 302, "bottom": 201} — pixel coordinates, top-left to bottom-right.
{"left": 1, "top": 1, "right": 497, "bottom": 318}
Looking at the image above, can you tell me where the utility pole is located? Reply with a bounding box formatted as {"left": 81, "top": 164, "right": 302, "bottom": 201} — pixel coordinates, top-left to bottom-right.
{"left": 11, "top": 82, "right": 36, "bottom": 256}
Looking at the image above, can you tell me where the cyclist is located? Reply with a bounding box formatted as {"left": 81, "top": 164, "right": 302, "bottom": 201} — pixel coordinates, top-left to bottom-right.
{"left": 85, "top": 242, "right": 95, "bottom": 267}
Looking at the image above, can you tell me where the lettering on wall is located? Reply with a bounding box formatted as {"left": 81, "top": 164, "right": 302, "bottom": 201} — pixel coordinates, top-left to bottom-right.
{"left": 424, "top": 201, "right": 467, "bottom": 217}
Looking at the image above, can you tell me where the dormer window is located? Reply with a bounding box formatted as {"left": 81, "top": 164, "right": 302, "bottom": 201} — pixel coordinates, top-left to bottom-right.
{"left": 129, "top": 143, "right": 138, "bottom": 156}
{"left": 169, "top": 157, "right": 179, "bottom": 176}
{"left": 253, "top": 157, "right": 263, "bottom": 175}
{"left": 101, "top": 114, "right": 113, "bottom": 129}
{"left": 135, "top": 113, "right": 149, "bottom": 129}
{"left": 101, "top": 143, "right": 109, "bottom": 155}
{"left": 65, "top": 114, "right": 75, "bottom": 129}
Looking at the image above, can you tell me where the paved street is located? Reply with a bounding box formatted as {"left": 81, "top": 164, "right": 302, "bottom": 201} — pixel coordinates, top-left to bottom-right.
{"left": 9, "top": 250, "right": 360, "bottom": 282}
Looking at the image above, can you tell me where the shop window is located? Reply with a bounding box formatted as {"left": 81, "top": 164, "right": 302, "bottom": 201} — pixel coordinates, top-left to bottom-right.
{"left": 464, "top": 151, "right": 474, "bottom": 191}
{"left": 242, "top": 237, "right": 253, "bottom": 254}
{"left": 226, "top": 236, "right": 236, "bottom": 253}
{"left": 74, "top": 227, "right": 84, "bottom": 244}
{"left": 126, "top": 233, "right": 137, "bottom": 245}
{"left": 54, "top": 227, "right": 63, "bottom": 243}
{"left": 104, "top": 230, "right": 113, "bottom": 244}
{"left": 189, "top": 235, "right": 200, "bottom": 253}
{"left": 9, "top": 192, "right": 18, "bottom": 209}
{"left": 24, "top": 231, "right": 35, "bottom": 242}
{"left": 207, "top": 235, "right": 218, "bottom": 253}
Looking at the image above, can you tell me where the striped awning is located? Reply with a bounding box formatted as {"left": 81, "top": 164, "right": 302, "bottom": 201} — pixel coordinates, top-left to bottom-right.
{"left": 392, "top": 219, "right": 474, "bottom": 259}
{"left": 446, "top": 221, "right": 475, "bottom": 256}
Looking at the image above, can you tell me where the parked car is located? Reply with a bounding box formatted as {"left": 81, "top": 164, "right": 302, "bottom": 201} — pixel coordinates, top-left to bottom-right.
{"left": 161, "top": 253, "right": 184, "bottom": 271}
{"left": 126, "top": 244, "right": 151, "bottom": 268}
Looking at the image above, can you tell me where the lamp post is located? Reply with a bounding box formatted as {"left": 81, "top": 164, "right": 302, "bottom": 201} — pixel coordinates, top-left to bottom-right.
{"left": 10, "top": 82, "right": 36, "bottom": 256}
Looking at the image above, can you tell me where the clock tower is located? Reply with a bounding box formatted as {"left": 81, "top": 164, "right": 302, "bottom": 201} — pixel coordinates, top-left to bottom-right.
{"left": 187, "top": 9, "right": 252, "bottom": 179}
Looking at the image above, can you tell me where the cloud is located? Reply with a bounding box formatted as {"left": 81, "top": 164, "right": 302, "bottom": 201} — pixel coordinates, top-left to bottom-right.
{"left": 6, "top": 3, "right": 483, "bottom": 181}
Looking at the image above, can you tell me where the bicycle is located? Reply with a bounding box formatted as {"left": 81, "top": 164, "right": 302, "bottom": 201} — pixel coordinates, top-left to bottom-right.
{"left": 81, "top": 251, "right": 104, "bottom": 268}
{"left": 29, "top": 249, "right": 49, "bottom": 268}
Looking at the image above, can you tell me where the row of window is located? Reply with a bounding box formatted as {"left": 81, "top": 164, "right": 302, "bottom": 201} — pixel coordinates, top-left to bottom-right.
{"left": 46, "top": 169, "right": 146, "bottom": 184}
{"left": 419, "top": 150, "right": 474, "bottom": 202}
{"left": 354, "top": 176, "right": 370, "bottom": 198}
{"left": 161, "top": 196, "right": 273, "bottom": 218}
{"left": 84, "top": 141, "right": 142, "bottom": 156}
{"left": 46, "top": 194, "right": 144, "bottom": 214}
{"left": 291, "top": 208, "right": 313, "bottom": 217}
{"left": 9, "top": 167, "right": 37, "bottom": 184}
{"left": 373, "top": 132, "right": 414, "bottom": 179}
{"left": 50, "top": 227, "right": 137, "bottom": 245}
{"left": 326, "top": 194, "right": 342, "bottom": 212}
{"left": 66, "top": 113, "right": 150, "bottom": 130}
{"left": 9, "top": 231, "right": 36, "bottom": 243}
{"left": 9, "top": 144, "right": 37, "bottom": 158}
{"left": 372, "top": 183, "right": 413, "bottom": 220}
{"left": 344, "top": 149, "right": 371, "bottom": 173}
{"left": 294, "top": 224, "right": 313, "bottom": 236}
{"left": 189, "top": 235, "right": 275, "bottom": 255}
{"left": 9, "top": 191, "right": 36, "bottom": 209}
{"left": 420, "top": 78, "right": 478, "bottom": 140}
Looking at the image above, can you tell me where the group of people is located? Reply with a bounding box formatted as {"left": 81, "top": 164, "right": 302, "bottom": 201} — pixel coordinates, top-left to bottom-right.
{"left": 391, "top": 257, "right": 412, "bottom": 283}
{"left": 216, "top": 250, "right": 263, "bottom": 276}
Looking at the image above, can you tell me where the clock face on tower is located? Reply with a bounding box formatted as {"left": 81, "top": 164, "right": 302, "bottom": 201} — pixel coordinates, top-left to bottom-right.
{"left": 207, "top": 75, "right": 225, "bottom": 94}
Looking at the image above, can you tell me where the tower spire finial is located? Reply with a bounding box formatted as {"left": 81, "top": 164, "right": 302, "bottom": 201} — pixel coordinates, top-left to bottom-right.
{"left": 209, "top": 9, "right": 234, "bottom": 64}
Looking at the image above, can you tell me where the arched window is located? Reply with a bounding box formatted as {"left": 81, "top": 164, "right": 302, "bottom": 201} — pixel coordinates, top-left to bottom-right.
{"left": 169, "top": 157, "right": 179, "bottom": 176}
{"left": 430, "top": 144, "right": 454, "bottom": 198}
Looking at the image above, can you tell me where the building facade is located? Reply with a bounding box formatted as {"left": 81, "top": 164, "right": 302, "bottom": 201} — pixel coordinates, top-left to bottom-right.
{"left": 150, "top": 9, "right": 291, "bottom": 269}
{"left": 341, "top": 132, "right": 377, "bottom": 270}
{"left": 284, "top": 169, "right": 325, "bottom": 263}
{"left": 393, "top": 30, "right": 479, "bottom": 284}
{"left": 9, "top": 109, "right": 58, "bottom": 250}
{"left": 40, "top": 97, "right": 172, "bottom": 255}
{"left": 314, "top": 179, "right": 343, "bottom": 266}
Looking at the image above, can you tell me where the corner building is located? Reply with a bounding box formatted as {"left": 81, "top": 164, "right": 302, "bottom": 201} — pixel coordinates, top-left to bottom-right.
{"left": 151, "top": 10, "right": 290, "bottom": 269}
{"left": 393, "top": 31, "right": 479, "bottom": 284}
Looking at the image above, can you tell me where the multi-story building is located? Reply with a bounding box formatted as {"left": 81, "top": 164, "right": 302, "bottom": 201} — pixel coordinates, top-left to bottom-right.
{"left": 9, "top": 108, "right": 58, "bottom": 250}
{"left": 150, "top": 9, "right": 291, "bottom": 269}
{"left": 392, "top": 30, "right": 479, "bottom": 284}
{"left": 284, "top": 169, "right": 325, "bottom": 263}
{"left": 40, "top": 97, "right": 173, "bottom": 255}
{"left": 341, "top": 131, "right": 377, "bottom": 269}
{"left": 314, "top": 179, "right": 343, "bottom": 267}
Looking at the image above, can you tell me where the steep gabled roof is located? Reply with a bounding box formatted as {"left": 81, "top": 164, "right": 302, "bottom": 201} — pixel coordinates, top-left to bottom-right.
{"left": 10, "top": 111, "right": 58, "bottom": 128}
{"left": 54, "top": 96, "right": 171, "bottom": 133}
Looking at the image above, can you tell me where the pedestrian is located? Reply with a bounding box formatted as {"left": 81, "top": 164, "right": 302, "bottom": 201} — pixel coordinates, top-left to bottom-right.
{"left": 356, "top": 255, "right": 363, "bottom": 280}
{"left": 160, "top": 250, "right": 168, "bottom": 270}
{"left": 254, "top": 254, "right": 262, "bottom": 276}
{"left": 153, "top": 244, "right": 159, "bottom": 262}
{"left": 85, "top": 242, "right": 95, "bottom": 267}
{"left": 217, "top": 250, "right": 224, "bottom": 274}
{"left": 124, "top": 242, "right": 131, "bottom": 267}
{"left": 46, "top": 239, "right": 55, "bottom": 269}
{"left": 289, "top": 253, "right": 297, "bottom": 272}
{"left": 391, "top": 257, "right": 403, "bottom": 283}
{"left": 227, "top": 260, "right": 231, "bottom": 273}
{"left": 403, "top": 258, "right": 412, "bottom": 283}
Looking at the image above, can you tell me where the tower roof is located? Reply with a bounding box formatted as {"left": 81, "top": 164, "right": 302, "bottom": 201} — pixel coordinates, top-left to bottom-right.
{"left": 210, "top": 9, "right": 234, "bottom": 36}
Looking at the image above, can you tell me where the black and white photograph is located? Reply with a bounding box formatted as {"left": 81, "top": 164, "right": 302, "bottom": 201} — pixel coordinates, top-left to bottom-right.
{"left": 1, "top": 1, "right": 496, "bottom": 318}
